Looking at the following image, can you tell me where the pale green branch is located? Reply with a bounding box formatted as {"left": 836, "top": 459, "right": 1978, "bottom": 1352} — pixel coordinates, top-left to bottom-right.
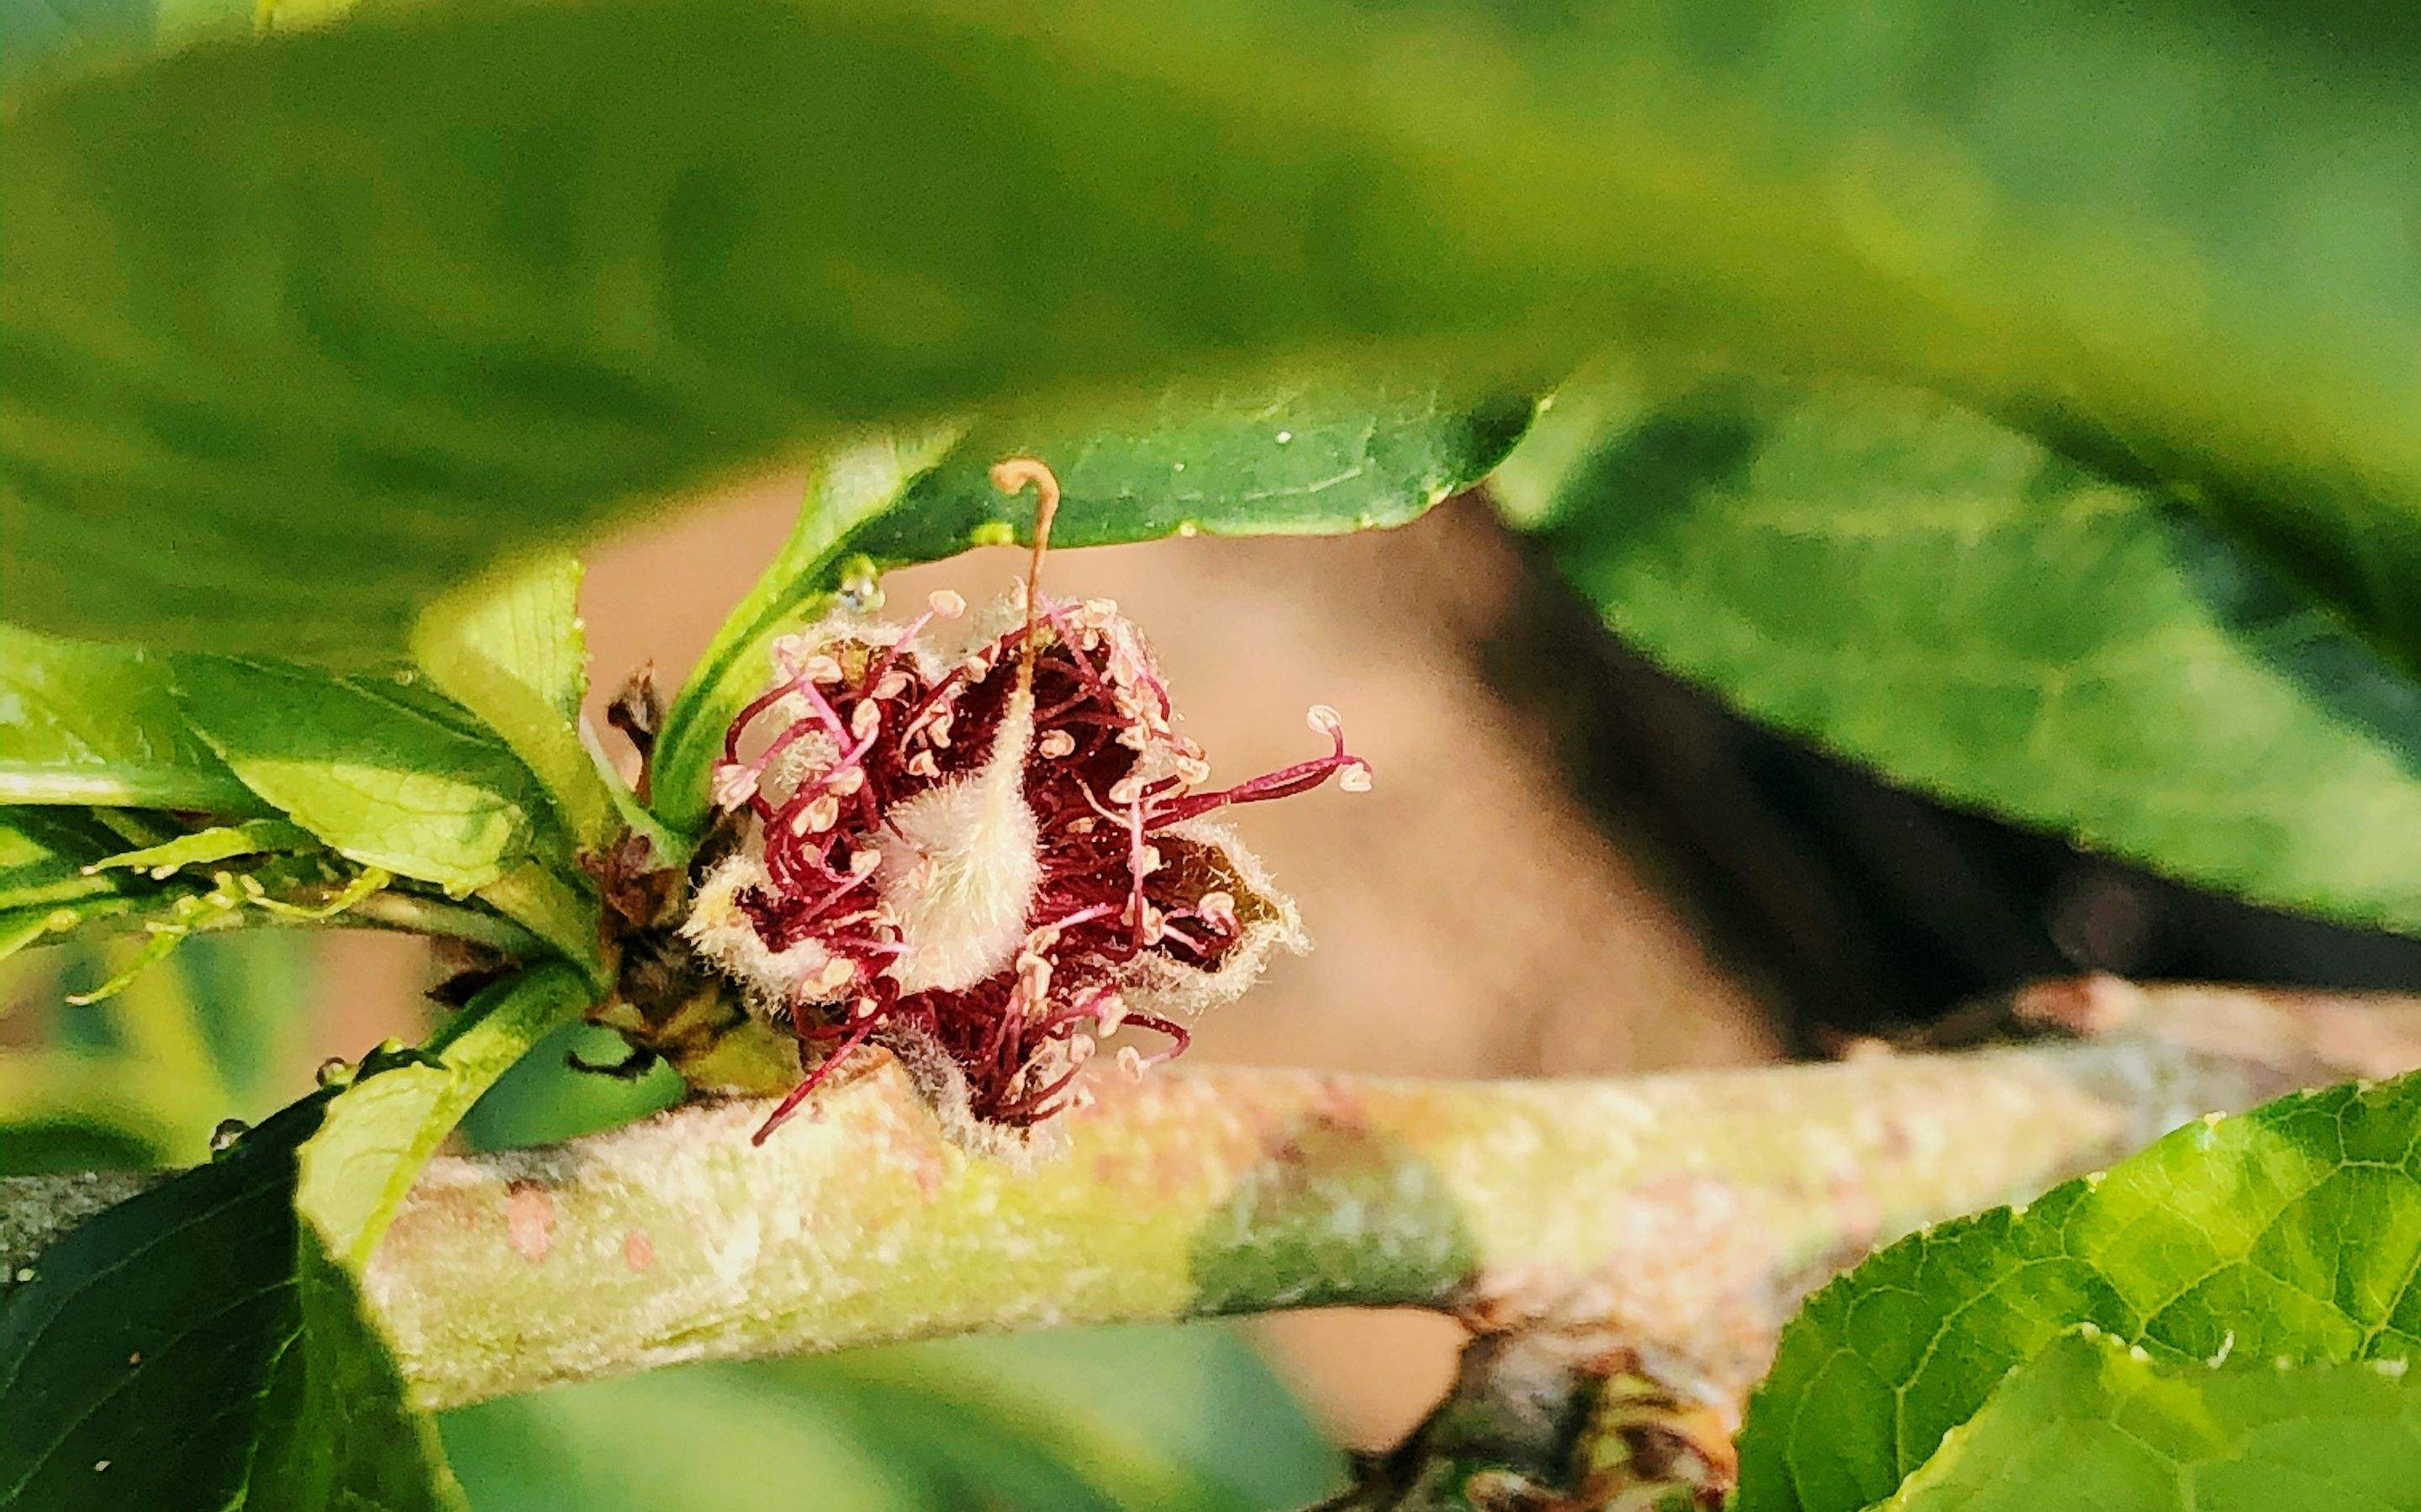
{"left": 358, "top": 981, "right": 2421, "bottom": 1410}
{"left": 7, "top": 982, "right": 2415, "bottom": 1417}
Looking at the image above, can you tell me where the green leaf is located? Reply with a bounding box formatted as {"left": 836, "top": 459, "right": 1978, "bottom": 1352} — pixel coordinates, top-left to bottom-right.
{"left": 11, "top": 0, "right": 2421, "bottom": 672}
{"left": 0, "top": 926, "right": 321, "bottom": 1193}
{"left": 0, "top": 961, "right": 591, "bottom": 1509}
{"left": 1735, "top": 1073, "right": 2421, "bottom": 1512}
{"left": 169, "top": 658, "right": 542, "bottom": 892}
{"left": 299, "top": 961, "right": 594, "bottom": 1268}
{"left": 171, "top": 930, "right": 318, "bottom": 1116}
{"left": 650, "top": 383, "right": 1531, "bottom": 835}
{"left": 0, "top": 812, "right": 338, "bottom": 979}
{"left": 0, "top": 809, "right": 139, "bottom": 915}
{"left": 1525, "top": 382, "right": 2421, "bottom": 935}
{"left": 0, "top": 625, "right": 263, "bottom": 813}
{"left": 0, "top": 1094, "right": 461, "bottom": 1511}
{"left": 167, "top": 655, "right": 601, "bottom": 972}
{"left": 1876, "top": 1328, "right": 2421, "bottom": 1512}
{"left": 440, "top": 1325, "right": 1341, "bottom": 1511}
{"left": 0, "top": 929, "right": 313, "bottom": 1168}
{"left": 410, "top": 552, "right": 620, "bottom": 850}
{"left": 87, "top": 817, "right": 321, "bottom": 878}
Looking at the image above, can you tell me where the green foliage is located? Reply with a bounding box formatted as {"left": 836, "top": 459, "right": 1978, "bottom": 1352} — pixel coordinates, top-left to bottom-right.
{"left": 650, "top": 383, "right": 1530, "bottom": 836}
{"left": 1518, "top": 381, "right": 2421, "bottom": 935}
{"left": 1875, "top": 1328, "right": 2421, "bottom": 1512}
{"left": 0, "top": 931, "right": 312, "bottom": 1172}
{"left": 0, "top": 1093, "right": 459, "bottom": 1511}
{"left": 0, "top": 626, "right": 263, "bottom": 813}
{"left": 0, "top": 614, "right": 593, "bottom": 985}
{"left": 0, "top": 806, "right": 402, "bottom": 988}
{"left": 440, "top": 1326, "right": 1342, "bottom": 1512}
{"left": 9, "top": 0, "right": 2421, "bottom": 1504}
{"left": 168, "top": 656, "right": 602, "bottom": 972}
{"left": 411, "top": 554, "right": 619, "bottom": 851}
{"left": 12, "top": 0, "right": 2421, "bottom": 677}
{"left": 1737, "top": 1073, "right": 2421, "bottom": 1512}
{"left": 0, "top": 963, "right": 590, "bottom": 1510}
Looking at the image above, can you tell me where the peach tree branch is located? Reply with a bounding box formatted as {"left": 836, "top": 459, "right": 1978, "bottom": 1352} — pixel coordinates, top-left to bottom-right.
{"left": 361, "top": 981, "right": 2421, "bottom": 1409}
{"left": 5, "top": 982, "right": 2413, "bottom": 1415}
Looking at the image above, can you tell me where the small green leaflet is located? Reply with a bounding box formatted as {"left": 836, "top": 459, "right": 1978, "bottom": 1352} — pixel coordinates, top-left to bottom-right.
{"left": 1735, "top": 1072, "right": 2421, "bottom": 1512}
{"left": 1876, "top": 1328, "right": 2421, "bottom": 1512}
{"left": 86, "top": 818, "right": 320, "bottom": 878}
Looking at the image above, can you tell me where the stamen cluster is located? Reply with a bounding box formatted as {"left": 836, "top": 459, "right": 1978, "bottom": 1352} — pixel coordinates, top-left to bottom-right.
{"left": 683, "top": 587, "right": 1369, "bottom": 1142}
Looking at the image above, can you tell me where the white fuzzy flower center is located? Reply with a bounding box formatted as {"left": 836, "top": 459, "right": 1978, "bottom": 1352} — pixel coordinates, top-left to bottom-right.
{"left": 873, "top": 694, "right": 1040, "bottom": 993}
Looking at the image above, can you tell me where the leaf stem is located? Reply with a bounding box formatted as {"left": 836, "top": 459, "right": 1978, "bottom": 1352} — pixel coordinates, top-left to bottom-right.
{"left": 342, "top": 891, "right": 551, "bottom": 956}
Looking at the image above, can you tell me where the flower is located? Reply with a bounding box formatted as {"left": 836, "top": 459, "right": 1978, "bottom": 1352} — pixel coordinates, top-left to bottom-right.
{"left": 680, "top": 462, "right": 1370, "bottom": 1144}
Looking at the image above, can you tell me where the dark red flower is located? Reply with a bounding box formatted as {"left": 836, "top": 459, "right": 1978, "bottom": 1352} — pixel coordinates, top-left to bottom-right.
{"left": 683, "top": 487, "right": 1368, "bottom": 1145}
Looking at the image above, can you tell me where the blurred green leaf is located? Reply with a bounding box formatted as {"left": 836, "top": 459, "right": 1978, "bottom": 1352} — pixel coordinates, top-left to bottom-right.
{"left": 0, "top": 930, "right": 316, "bottom": 1173}
{"left": 1874, "top": 1328, "right": 2421, "bottom": 1512}
{"left": 167, "top": 656, "right": 602, "bottom": 972}
{"left": 0, "top": 1052, "right": 193, "bottom": 1172}
{"left": 0, "top": 0, "right": 155, "bottom": 82}
{"left": 1736, "top": 1072, "right": 2421, "bottom": 1512}
{"left": 0, "top": 0, "right": 251, "bottom": 83}
{"left": 1523, "top": 382, "right": 2421, "bottom": 935}
{"left": 170, "top": 930, "right": 316, "bottom": 1114}
{"left": 651, "top": 383, "right": 1528, "bottom": 836}
{"left": 13, "top": 0, "right": 2421, "bottom": 672}
{"left": 440, "top": 1325, "right": 1341, "bottom": 1512}
{"left": 0, "top": 626, "right": 264, "bottom": 813}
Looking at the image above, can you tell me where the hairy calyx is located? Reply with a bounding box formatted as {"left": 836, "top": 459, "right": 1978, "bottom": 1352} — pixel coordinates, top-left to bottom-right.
{"left": 682, "top": 461, "right": 1369, "bottom": 1144}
